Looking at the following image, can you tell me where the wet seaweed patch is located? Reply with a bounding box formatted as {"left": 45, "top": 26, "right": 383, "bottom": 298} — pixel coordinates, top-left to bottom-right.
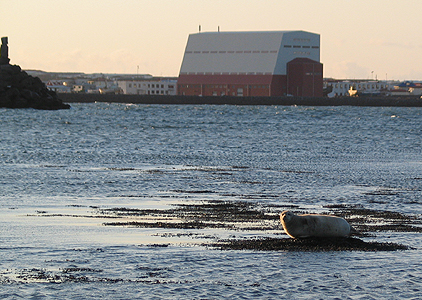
{"left": 146, "top": 244, "right": 170, "bottom": 248}
{"left": 1, "top": 264, "right": 193, "bottom": 284}
{"left": 100, "top": 200, "right": 420, "bottom": 251}
{"left": 360, "top": 224, "right": 422, "bottom": 233}
{"left": 185, "top": 166, "right": 249, "bottom": 172}
{"left": 105, "top": 167, "right": 137, "bottom": 171}
{"left": 238, "top": 180, "right": 264, "bottom": 184}
{"left": 173, "top": 201, "right": 279, "bottom": 222}
{"left": 104, "top": 220, "right": 234, "bottom": 230}
{"left": 61, "top": 267, "right": 103, "bottom": 274}
{"left": 208, "top": 237, "right": 412, "bottom": 251}
{"left": 11, "top": 268, "right": 103, "bottom": 283}
{"left": 137, "top": 266, "right": 171, "bottom": 278}
{"left": 101, "top": 200, "right": 281, "bottom": 229}
{"left": 237, "top": 194, "right": 282, "bottom": 200}
{"left": 219, "top": 193, "right": 280, "bottom": 199}
{"left": 38, "top": 164, "right": 67, "bottom": 168}
{"left": 152, "top": 232, "right": 218, "bottom": 239}
{"left": 28, "top": 211, "right": 120, "bottom": 219}
{"left": 2, "top": 266, "right": 263, "bottom": 285}
{"left": 101, "top": 200, "right": 282, "bottom": 233}
{"left": 324, "top": 204, "right": 422, "bottom": 233}
{"left": 363, "top": 189, "right": 399, "bottom": 196}
{"left": 1, "top": 268, "right": 122, "bottom": 283}
{"left": 99, "top": 207, "right": 165, "bottom": 216}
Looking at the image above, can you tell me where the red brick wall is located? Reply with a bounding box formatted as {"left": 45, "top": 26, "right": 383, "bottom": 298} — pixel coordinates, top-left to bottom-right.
{"left": 178, "top": 74, "right": 276, "bottom": 96}
{"left": 177, "top": 60, "right": 323, "bottom": 97}
{"left": 270, "top": 75, "right": 287, "bottom": 96}
{"left": 287, "top": 58, "right": 323, "bottom": 97}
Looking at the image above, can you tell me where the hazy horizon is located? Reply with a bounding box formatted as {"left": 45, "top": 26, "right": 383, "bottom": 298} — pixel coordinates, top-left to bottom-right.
{"left": 3, "top": 0, "right": 422, "bottom": 80}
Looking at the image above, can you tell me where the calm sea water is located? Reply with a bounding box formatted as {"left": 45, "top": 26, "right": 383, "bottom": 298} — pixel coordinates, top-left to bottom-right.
{"left": 1, "top": 103, "right": 421, "bottom": 299}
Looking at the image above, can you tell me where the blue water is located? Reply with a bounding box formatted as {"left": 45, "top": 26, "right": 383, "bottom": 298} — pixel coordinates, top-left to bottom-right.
{"left": 1, "top": 103, "right": 421, "bottom": 299}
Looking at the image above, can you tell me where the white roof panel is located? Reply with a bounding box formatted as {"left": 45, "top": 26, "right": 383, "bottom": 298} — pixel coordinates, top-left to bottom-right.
{"left": 179, "top": 31, "right": 320, "bottom": 75}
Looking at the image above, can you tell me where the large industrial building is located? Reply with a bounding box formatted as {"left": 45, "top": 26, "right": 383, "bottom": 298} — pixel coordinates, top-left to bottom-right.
{"left": 177, "top": 30, "right": 323, "bottom": 97}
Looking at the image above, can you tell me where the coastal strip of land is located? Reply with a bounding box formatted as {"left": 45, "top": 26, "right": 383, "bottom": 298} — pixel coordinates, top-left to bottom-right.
{"left": 59, "top": 93, "right": 422, "bottom": 107}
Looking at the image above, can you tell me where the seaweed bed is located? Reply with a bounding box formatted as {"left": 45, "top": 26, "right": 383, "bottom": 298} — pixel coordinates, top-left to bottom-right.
{"left": 96, "top": 200, "right": 421, "bottom": 251}
{"left": 209, "top": 237, "right": 410, "bottom": 252}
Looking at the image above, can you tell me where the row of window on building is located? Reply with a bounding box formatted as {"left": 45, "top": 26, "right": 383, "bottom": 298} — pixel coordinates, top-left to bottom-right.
{"left": 185, "top": 50, "right": 278, "bottom": 54}
{"left": 118, "top": 80, "right": 177, "bottom": 95}
{"left": 185, "top": 46, "right": 319, "bottom": 54}
{"left": 328, "top": 83, "right": 389, "bottom": 90}
{"left": 128, "top": 83, "right": 174, "bottom": 89}
{"left": 178, "top": 84, "right": 271, "bottom": 97}
{"left": 205, "top": 84, "right": 268, "bottom": 89}
{"left": 324, "top": 80, "right": 396, "bottom": 97}
{"left": 283, "top": 45, "right": 319, "bottom": 49}
{"left": 180, "top": 84, "right": 268, "bottom": 89}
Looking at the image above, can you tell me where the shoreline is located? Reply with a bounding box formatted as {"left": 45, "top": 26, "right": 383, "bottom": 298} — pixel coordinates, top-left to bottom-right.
{"left": 58, "top": 93, "right": 422, "bottom": 107}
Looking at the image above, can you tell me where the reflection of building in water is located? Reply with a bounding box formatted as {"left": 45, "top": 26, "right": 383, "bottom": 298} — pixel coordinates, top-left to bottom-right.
{"left": 178, "top": 30, "right": 323, "bottom": 97}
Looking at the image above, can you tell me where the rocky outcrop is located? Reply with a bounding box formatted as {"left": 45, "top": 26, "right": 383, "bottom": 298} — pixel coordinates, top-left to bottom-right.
{"left": 0, "top": 64, "right": 70, "bottom": 110}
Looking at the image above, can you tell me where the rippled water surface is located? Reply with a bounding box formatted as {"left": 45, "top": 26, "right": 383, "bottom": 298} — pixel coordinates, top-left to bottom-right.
{"left": 1, "top": 103, "right": 421, "bottom": 299}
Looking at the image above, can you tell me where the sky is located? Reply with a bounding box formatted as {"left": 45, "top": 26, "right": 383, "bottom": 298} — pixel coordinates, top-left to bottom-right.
{"left": 3, "top": 0, "right": 422, "bottom": 80}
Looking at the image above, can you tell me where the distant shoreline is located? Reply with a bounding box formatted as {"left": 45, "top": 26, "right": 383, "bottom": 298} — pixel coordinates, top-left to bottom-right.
{"left": 59, "top": 93, "right": 422, "bottom": 107}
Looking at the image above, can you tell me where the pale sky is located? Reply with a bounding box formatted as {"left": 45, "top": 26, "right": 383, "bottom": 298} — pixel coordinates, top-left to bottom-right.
{"left": 3, "top": 0, "right": 422, "bottom": 80}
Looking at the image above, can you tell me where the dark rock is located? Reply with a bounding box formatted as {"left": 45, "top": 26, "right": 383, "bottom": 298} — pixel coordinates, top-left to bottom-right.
{"left": 0, "top": 37, "right": 10, "bottom": 65}
{"left": 0, "top": 63, "right": 70, "bottom": 110}
{"left": 21, "top": 89, "right": 40, "bottom": 101}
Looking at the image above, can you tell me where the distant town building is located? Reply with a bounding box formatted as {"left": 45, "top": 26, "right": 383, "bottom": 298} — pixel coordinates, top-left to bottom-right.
{"left": 324, "top": 79, "right": 422, "bottom": 97}
{"left": 324, "top": 79, "right": 397, "bottom": 97}
{"left": 177, "top": 30, "right": 323, "bottom": 97}
{"left": 117, "top": 78, "right": 177, "bottom": 95}
{"left": 392, "top": 81, "right": 422, "bottom": 96}
{"left": 46, "top": 80, "right": 72, "bottom": 93}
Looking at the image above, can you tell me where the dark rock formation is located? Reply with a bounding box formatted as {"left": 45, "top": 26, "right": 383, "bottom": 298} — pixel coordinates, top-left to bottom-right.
{"left": 0, "top": 37, "right": 10, "bottom": 65}
{"left": 0, "top": 64, "right": 70, "bottom": 110}
{"left": 0, "top": 36, "right": 69, "bottom": 110}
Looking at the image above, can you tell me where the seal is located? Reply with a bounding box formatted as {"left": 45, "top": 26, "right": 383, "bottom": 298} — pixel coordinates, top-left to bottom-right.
{"left": 280, "top": 210, "right": 354, "bottom": 238}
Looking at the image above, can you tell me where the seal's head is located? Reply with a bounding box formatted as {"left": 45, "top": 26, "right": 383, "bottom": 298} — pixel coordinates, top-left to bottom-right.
{"left": 280, "top": 210, "right": 295, "bottom": 224}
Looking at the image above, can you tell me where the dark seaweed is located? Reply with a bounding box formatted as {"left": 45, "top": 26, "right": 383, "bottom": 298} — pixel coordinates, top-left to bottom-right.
{"left": 100, "top": 200, "right": 420, "bottom": 251}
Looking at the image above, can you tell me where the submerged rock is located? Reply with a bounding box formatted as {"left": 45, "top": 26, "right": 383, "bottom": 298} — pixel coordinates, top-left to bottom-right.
{"left": 0, "top": 64, "right": 70, "bottom": 110}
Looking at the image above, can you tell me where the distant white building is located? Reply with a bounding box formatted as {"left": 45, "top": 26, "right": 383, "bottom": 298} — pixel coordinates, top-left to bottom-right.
{"left": 118, "top": 79, "right": 177, "bottom": 95}
{"left": 178, "top": 30, "right": 323, "bottom": 97}
{"left": 409, "top": 87, "right": 422, "bottom": 96}
{"left": 391, "top": 81, "right": 422, "bottom": 96}
{"left": 324, "top": 80, "right": 395, "bottom": 97}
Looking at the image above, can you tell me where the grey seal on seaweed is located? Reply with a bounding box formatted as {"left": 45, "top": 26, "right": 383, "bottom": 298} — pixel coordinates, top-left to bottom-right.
{"left": 280, "top": 210, "right": 354, "bottom": 238}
